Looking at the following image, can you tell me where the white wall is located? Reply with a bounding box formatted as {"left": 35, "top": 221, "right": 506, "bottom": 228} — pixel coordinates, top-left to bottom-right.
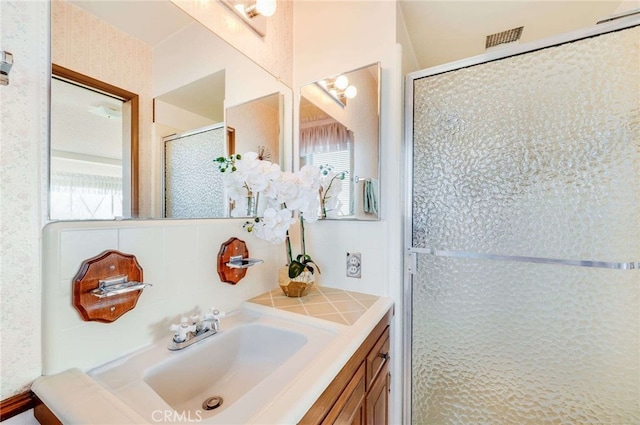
{"left": 293, "top": 1, "right": 404, "bottom": 423}
{"left": 227, "top": 98, "right": 280, "bottom": 158}
{"left": 396, "top": 2, "right": 420, "bottom": 75}
{"left": 0, "top": 0, "right": 48, "bottom": 399}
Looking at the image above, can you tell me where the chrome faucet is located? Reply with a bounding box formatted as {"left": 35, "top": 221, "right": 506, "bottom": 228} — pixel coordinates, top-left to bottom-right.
{"left": 168, "top": 307, "right": 225, "bottom": 351}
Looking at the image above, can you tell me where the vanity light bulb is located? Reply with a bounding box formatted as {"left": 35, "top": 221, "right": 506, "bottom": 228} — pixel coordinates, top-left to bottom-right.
{"left": 329, "top": 89, "right": 338, "bottom": 98}
{"left": 334, "top": 75, "right": 349, "bottom": 90}
{"left": 345, "top": 85, "right": 358, "bottom": 99}
{"left": 255, "top": 0, "right": 277, "bottom": 17}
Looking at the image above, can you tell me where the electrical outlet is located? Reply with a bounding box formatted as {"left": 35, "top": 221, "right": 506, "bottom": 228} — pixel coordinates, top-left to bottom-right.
{"left": 346, "top": 252, "right": 361, "bottom": 278}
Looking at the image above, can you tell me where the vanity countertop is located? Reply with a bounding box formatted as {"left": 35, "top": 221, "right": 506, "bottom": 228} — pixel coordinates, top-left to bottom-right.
{"left": 32, "top": 286, "right": 393, "bottom": 425}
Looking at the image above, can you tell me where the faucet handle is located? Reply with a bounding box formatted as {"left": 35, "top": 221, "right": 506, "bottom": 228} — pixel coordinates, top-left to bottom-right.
{"left": 210, "top": 307, "right": 226, "bottom": 320}
{"left": 190, "top": 314, "right": 199, "bottom": 325}
{"left": 170, "top": 316, "right": 196, "bottom": 343}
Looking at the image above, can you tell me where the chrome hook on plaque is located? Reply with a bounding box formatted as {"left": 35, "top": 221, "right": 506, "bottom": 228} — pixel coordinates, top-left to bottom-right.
{"left": 1, "top": 51, "right": 14, "bottom": 86}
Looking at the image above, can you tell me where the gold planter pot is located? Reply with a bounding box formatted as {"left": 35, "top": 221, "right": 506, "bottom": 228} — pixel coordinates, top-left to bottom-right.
{"left": 278, "top": 265, "right": 315, "bottom": 297}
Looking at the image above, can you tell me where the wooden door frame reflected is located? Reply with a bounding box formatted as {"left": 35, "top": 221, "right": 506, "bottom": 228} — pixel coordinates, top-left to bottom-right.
{"left": 226, "top": 126, "right": 236, "bottom": 155}
{"left": 51, "top": 63, "right": 140, "bottom": 217}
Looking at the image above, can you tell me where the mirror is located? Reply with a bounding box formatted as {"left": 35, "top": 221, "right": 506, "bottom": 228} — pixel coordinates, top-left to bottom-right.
{"left": 50, "top": 0, "right": 292, "bottom": 220}
{"left": 299, "top": 63, "right": 380, "bottom": 220}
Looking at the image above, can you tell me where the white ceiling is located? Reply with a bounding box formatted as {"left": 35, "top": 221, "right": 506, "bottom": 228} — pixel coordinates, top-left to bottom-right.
{"left": 156, "top": 70, "right": 227, "bottom": 120}
{"left": 399, "top": 0, "right": 633, "bottom": 69}
{"left": 51, "top": 78, "right": 123, "bottom": 161}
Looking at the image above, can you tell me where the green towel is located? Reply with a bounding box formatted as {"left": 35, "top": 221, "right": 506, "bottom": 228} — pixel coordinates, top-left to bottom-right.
{"left": 363, "top": 178, "right": 378, "bottom": 215}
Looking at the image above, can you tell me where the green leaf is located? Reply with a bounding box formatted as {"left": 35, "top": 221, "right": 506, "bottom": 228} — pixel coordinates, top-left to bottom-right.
{"left": 288, "top": 261, "right": 305, "bottom": 279}
{"left": 306, "top": 260, "right": 321, "bottom": 274}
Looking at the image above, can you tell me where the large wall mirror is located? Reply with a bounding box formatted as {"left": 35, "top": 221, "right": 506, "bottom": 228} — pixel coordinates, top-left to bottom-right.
{"left": 50, "top": 0, "right": 292, "bottom": 221}
{"left": 299, "top": 63, "right": 381, "bottom": 220}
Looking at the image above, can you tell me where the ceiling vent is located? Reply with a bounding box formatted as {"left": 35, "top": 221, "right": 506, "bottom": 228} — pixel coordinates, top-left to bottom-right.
{"left": 486, "top": 26, "right": 524, "bottom": 49}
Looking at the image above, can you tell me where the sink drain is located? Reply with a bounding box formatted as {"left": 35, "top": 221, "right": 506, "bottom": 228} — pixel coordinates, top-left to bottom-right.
{"left": 202, "top": 396, "right": 223, "bottom": 411}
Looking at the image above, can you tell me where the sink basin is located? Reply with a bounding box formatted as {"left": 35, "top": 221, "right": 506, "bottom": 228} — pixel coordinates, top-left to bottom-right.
{"left": 144, "top": 323, "right": 307, "bottom": 418}
{"left": 88, "top": 308, "right": 337, "bottom": 424}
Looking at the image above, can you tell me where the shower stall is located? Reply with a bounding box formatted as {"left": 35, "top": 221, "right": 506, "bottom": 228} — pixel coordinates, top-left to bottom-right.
{"left": 404, "top": 15, "right": 639, "bottom": 424}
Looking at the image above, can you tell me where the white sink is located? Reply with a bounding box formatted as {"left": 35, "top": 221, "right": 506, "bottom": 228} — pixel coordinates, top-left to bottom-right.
{"left": 89, "top": 308, "right": 337, "bottom": 424}
{"left": 144, "top": 323, "right": 307, "bottom": 417}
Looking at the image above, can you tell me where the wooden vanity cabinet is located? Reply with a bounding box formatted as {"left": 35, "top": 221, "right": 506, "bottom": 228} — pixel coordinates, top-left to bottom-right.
{"left": 300, "top": 308, "right": 393, "bottom": 425}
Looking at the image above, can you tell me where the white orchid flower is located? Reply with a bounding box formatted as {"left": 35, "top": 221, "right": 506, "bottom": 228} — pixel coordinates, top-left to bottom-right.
{"left": 252, "top": 208, "right": 294, "bottom": 244}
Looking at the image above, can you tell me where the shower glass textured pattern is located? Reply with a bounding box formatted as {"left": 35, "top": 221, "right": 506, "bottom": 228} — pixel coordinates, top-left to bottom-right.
{"left": 410, "top": 27, "right": 639, "bottom": 424}
{"left": 164, "top": 126, "right": 226, "bottom": 218}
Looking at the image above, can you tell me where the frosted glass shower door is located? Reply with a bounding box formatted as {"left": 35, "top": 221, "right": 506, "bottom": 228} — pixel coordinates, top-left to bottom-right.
{"left": 408, "top": 24, "right": 639, "bottom": 424}
{"left": 164, "top": 124, "right": 226, "bottom": 218}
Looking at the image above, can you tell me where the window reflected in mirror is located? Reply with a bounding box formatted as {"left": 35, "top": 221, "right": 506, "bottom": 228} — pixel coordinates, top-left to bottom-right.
{"left": 50, "top": 66, "right": 139, "bottom": 220}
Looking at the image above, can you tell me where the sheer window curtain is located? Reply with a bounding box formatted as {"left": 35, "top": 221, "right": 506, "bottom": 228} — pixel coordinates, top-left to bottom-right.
{"left": 50, "top": 171, "right": 123, "bottom": 219}
{"left": 300, "top": 120, "right": 354, "bottom": 216}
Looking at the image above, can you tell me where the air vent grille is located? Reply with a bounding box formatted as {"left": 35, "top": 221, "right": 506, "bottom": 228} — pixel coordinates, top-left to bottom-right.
{"left": 486, "top": 26, "right": 524, "bottom": 48}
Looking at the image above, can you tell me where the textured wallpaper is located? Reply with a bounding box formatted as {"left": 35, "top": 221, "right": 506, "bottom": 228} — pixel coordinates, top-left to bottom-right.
{"left": 0, "top": 0, "right": 48, "bottom": 398}
{"left": 227, "top": 99, "right": 280, "bottom": 160}
{"left": 51, "top": 0, "right": 154, "bottom": 217}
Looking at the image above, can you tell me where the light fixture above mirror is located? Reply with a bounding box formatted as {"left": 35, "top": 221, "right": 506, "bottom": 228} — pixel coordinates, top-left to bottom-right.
{"left": 219, "top": 0, "right": 277, "bottom": 37}
{"left": 316, "top": 75, "right": 358, "bottom": 108}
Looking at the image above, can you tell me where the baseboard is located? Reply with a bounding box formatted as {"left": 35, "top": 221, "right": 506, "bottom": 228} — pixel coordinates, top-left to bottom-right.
{"left": 0, "top": 391, "right": 37, "bottom": 422}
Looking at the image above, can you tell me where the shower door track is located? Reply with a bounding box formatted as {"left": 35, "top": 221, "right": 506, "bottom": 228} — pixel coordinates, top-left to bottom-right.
{"left": 402, "top": 13, "right": 640, "bottom": 425}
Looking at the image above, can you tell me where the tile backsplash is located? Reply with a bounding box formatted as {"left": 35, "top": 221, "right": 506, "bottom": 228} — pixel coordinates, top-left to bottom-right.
{"left": 42, "top": 219, "right": 286, "bottom": 375}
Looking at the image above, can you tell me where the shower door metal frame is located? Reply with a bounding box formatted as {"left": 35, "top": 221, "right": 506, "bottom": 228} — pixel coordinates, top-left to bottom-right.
{"left": 402, "top": 13, "right": 640, "bottom": 424}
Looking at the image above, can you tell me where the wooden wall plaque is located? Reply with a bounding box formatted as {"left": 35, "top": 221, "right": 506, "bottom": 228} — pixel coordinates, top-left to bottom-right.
{"left": 72, "top": 250, "right": 145, "bottom": 323}
{"left": 217, "top": 237, "right": 249, "bottom": 285}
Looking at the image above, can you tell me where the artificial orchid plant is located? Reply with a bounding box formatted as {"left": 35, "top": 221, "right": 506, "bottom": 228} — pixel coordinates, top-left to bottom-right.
{"left": 215, "top": 152, "right": 346, "bottom": 279}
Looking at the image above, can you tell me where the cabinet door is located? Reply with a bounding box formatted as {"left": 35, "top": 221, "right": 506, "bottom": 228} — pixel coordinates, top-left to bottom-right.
{"left": 323, "top": 363, "right": 366, "bottom": 425}
{"left": 366, "top": 365, "right": 389, "bottom": 425}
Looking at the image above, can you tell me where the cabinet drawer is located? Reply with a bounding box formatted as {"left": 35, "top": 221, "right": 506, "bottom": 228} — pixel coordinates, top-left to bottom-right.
{"left": 366, "top": 326, "right": 390, "bottom": 390}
